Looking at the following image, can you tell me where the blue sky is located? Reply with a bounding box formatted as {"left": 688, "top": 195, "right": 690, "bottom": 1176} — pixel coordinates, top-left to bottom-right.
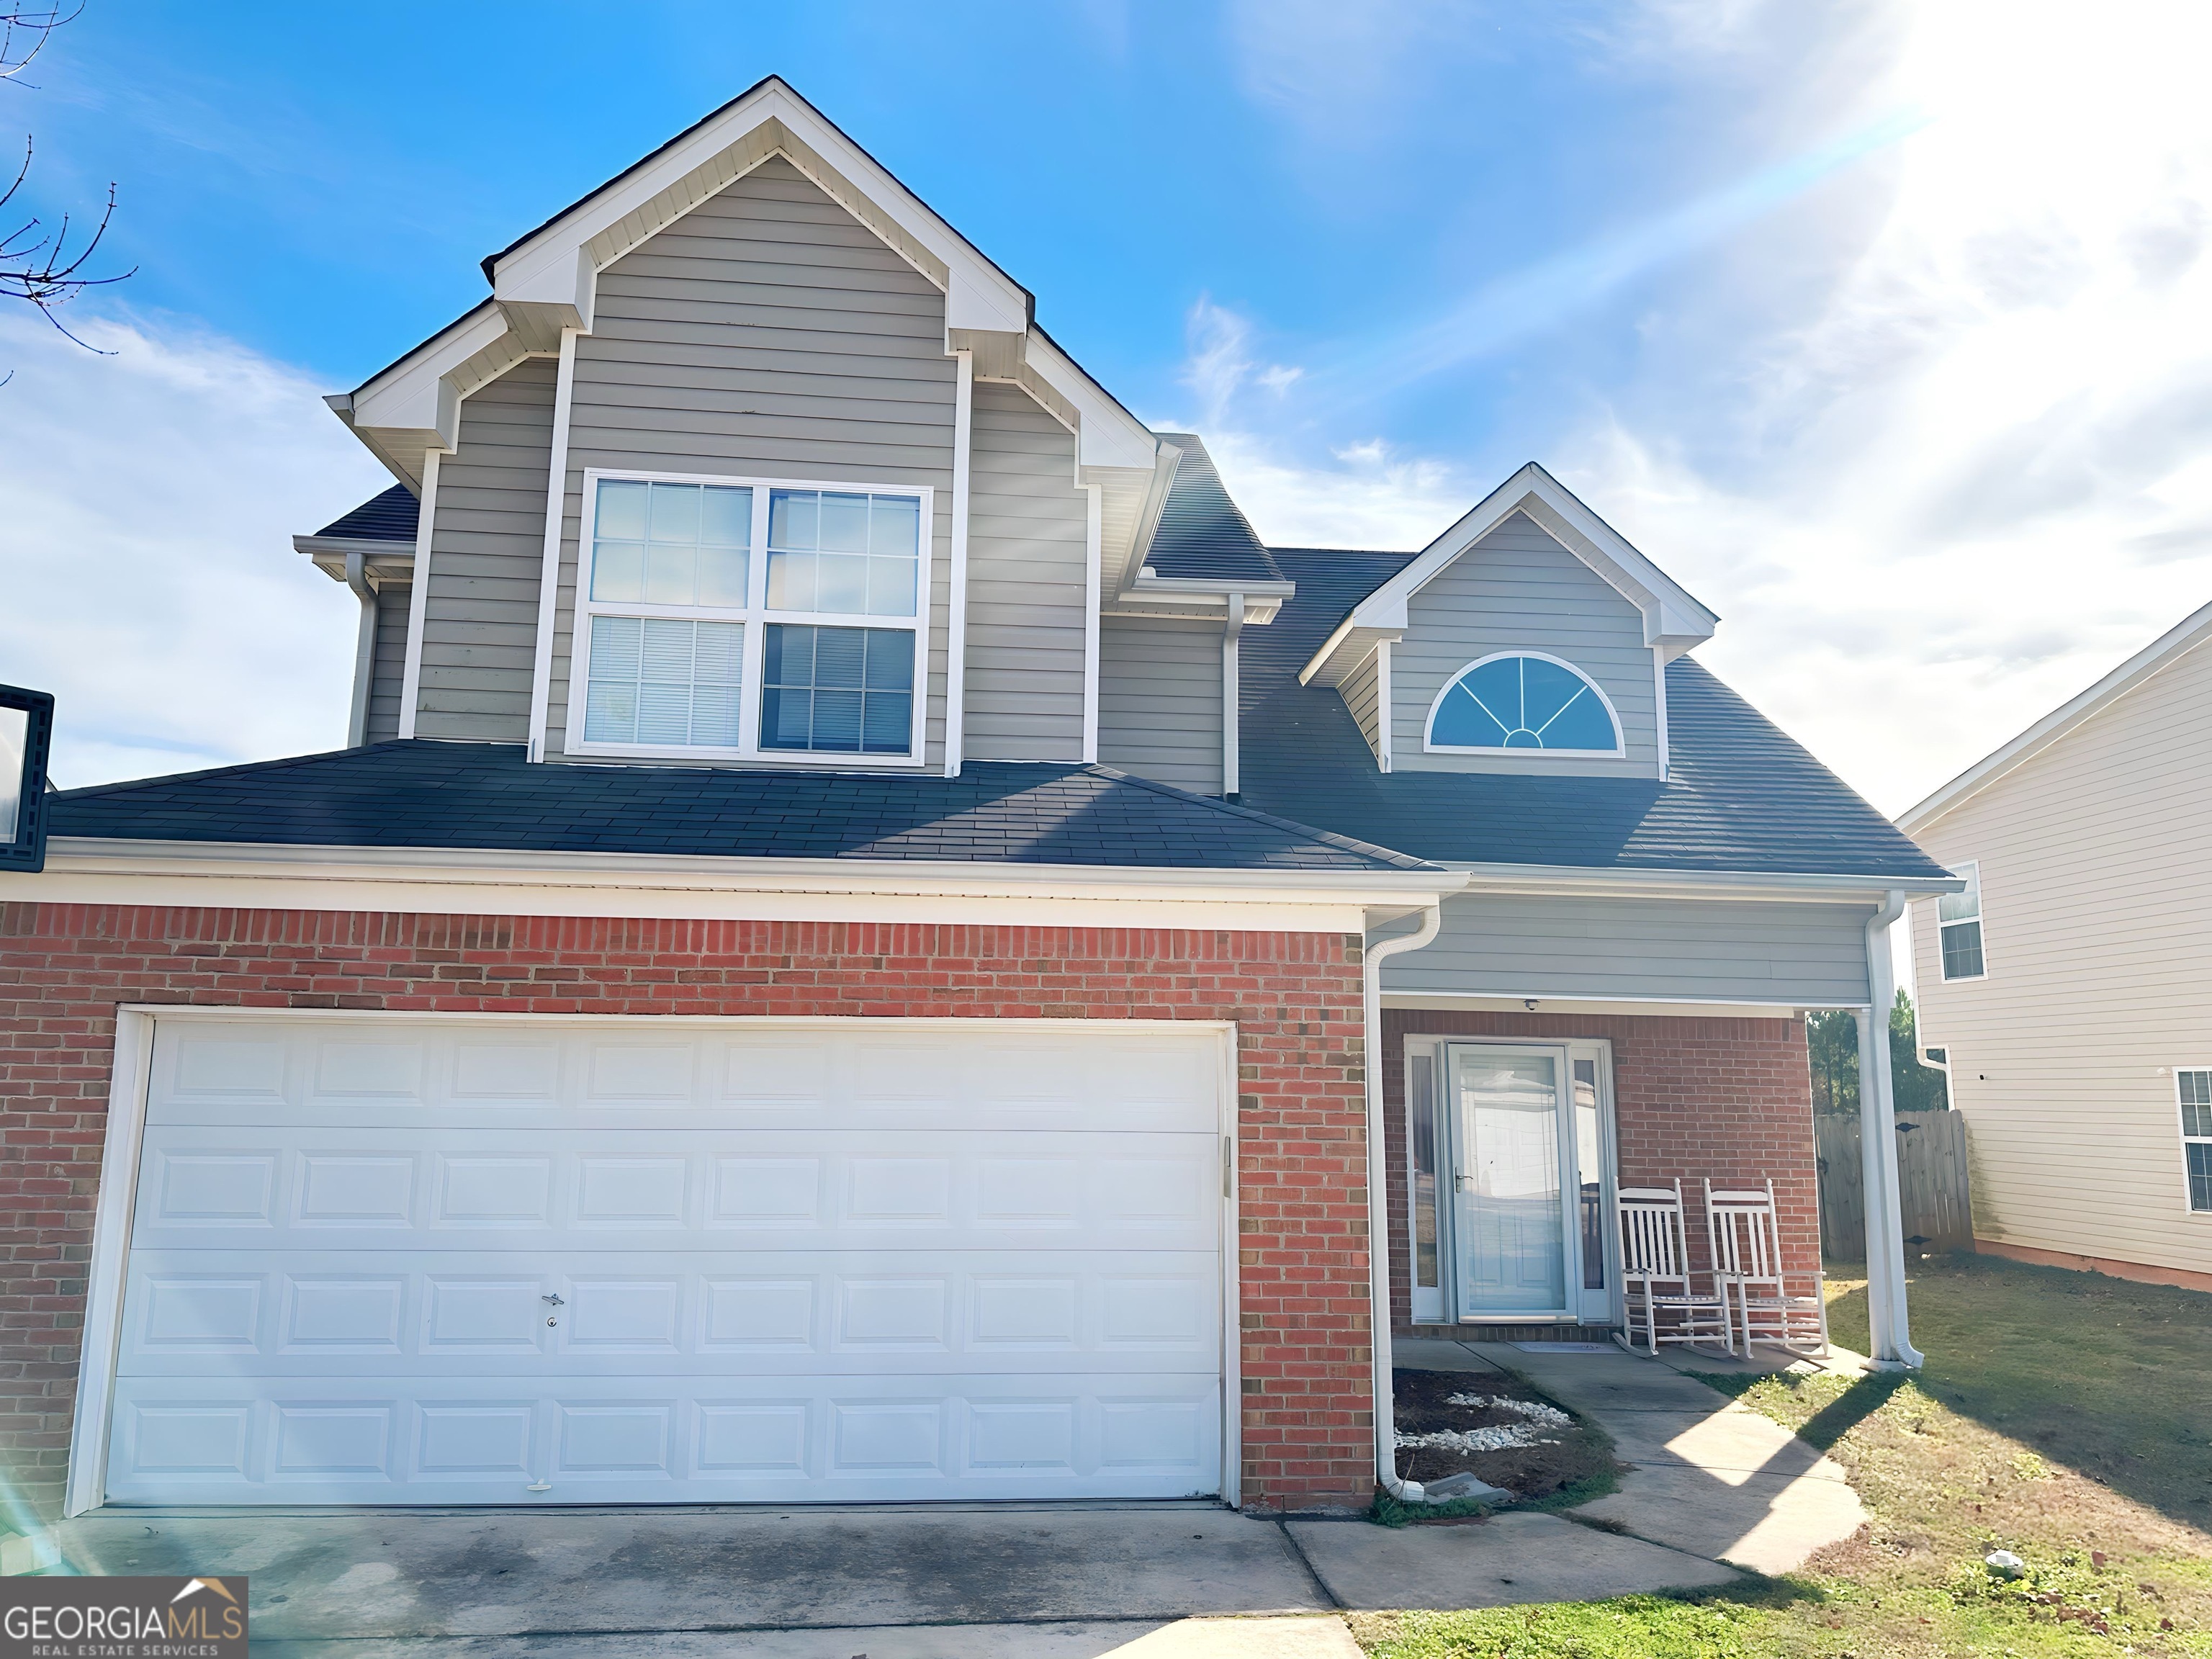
{"left": 20, "top": 1, "right": 1875, "bottom": 461}
{"left": 4, "top": 0, "right": 2211, "bottom": 828}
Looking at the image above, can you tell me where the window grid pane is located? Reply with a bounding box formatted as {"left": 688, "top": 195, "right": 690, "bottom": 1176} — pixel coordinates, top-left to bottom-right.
{"left": 1408, "top": 1053, "right": 1438, "bottom": 1290}
{"left": 1938, "top": 861, "right": 1982, "bottom": 924}
{"left": 1940, "top": 919, "right": 1984, "bottom": 980}
{"left": 760, "top": 624, "right": 914, "bottom": 754}
{"left": 2181, "top": 1071, "right": 2212, "bottom": 1139}
{"left": 583, "top": 615, "right": 744, "bottom": 748}
{"left": 591, "top": 480, "right": 752, "bottom": 608}
{"left": 766, "top": 488, "right": 922, "bottom": 618}
{"left": 2189, "top": 1143, "right": 2212, "bottom": 1214}
{"left": 1429, "top": 655, "right": 1619, "bottom": 752}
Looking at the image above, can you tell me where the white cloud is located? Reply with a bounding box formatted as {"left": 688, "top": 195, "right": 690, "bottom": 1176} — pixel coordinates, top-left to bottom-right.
{"left": 1189, "top": 0, "right": 2212, "bottom": 819}
{"left": 0, "top": 310, "right": 390, "bottom": 788}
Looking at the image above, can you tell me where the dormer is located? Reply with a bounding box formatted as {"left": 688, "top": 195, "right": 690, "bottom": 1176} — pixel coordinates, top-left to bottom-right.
{"left": 307, "top": 77, "right": 1186, "bottom": 779}
{"left": 1296, "top": 464, "right": 1717, "bottom": 779}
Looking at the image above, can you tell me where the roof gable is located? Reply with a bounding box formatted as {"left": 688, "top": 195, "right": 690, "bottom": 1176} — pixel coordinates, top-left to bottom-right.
{"left": 338, "top": 78, "right": 1158, "bottom": 489}
{"left": 1298, "top": 463, "right": 1718, "bottom": 688}
{"left": 1899, "top": 598, "right": 2212, "bottom": 835}
{"left": 1238, "top": 550, "right": 1946, "bottom": 881}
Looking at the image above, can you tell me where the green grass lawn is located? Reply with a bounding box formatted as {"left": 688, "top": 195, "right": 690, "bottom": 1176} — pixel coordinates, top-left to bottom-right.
{"left": 1350, "top": 1253, "right": 2212, "bottom": 1658}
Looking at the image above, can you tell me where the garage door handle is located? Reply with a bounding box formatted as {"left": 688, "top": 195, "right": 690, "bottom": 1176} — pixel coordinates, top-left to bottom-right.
{"left": 541, "top": 1294, "right": 565, "bottom": 1307}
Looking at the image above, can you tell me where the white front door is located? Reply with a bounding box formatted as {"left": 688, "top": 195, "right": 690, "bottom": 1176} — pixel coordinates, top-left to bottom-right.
{"left": 99, "top": 1015, "right": 1229, "bottom": 1506}
{"left": 1448, "top": 1044, "right": 1575, "bottom": 1319}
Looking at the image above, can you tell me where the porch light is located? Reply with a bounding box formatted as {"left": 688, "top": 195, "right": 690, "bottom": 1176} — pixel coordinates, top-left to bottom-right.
{"left": 0, "top": 683, "right": 55, "bottom": 873}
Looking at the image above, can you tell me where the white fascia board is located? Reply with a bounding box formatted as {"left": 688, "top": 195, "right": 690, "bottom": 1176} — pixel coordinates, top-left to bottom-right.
{"left": 28, "top": 837, "right": 1458, "bottom": 902}
{"left": 1130, "top": 575, "right": 1295, "bottom": 598}
{"left": 1898, "top": 598, "right": 2212, "bottom": 835}
{"left": 1297, "top": 462, "right": 1720, "bottom": 683}
{"left": 1020, "top": 328, "right": 1160, "bottom": 472}
{"left": 293, "top": 535, "right": 417, "bottom": 563}
{"left": 1449, "top": 859, "right": 1961, "bottom": 902}
{"left": 1382, "top": 992, "right": 1835, "bottom": 1017}
{"left": 349, "top": 302, "right": 511, "bottom": 447}
{"left": 9, "top": 838, "right": 1460, "bottom": 929}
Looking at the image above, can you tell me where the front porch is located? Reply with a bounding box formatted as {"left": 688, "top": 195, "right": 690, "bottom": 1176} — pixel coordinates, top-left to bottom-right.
{"left": 1382, "top": 1007, "right": 1824, "bottom": 1344}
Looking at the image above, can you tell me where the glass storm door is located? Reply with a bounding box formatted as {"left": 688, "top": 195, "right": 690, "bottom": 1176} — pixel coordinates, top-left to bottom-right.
{"left": 1448, "top": 1044, "right": 1576, "bottom": 1319}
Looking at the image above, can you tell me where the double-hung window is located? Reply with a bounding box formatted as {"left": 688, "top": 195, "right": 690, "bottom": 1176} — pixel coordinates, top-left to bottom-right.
{"left": 572, "top": 472, "right": 929, "bottom": 763}
{"left": 2179, "top": 1071, "right": 2212, "bottom": 1213}
{"left": 1938, "top": 860, "right": 1986, "bottom": 981}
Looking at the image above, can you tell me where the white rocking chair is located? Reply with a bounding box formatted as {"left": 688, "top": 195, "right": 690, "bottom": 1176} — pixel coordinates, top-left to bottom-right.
{"left": 1614, "top": 1181, "right": 1733, "bottom": 1356}
{"left": 1704, "top": 1177, "right": 1830, "bottom": 1357}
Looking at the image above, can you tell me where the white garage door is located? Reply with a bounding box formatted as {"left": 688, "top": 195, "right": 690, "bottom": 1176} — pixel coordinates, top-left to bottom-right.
{"left": 101, "top": 1016, "right": 1228, "bottom": 1506}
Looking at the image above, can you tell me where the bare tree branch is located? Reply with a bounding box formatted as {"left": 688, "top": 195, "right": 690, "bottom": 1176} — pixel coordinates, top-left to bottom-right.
{"left": 0, "top": 3, "right": 82, "bottom": 86}
{"left": 0, "top": 134, "right": 131, "bottom": 348}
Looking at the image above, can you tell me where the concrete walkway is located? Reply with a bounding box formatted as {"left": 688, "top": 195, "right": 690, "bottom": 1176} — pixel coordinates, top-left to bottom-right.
{"left": 1393, "top": 1336, "right": 1869, "bottom": 1576}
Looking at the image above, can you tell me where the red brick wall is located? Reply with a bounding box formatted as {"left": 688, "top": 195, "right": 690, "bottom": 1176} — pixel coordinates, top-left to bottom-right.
{"left": 1379, "top": 1008, "right": 1818, "bottom": 1332}
{"left": 0, "top": 904, "right": 1374, "bottom": 1516}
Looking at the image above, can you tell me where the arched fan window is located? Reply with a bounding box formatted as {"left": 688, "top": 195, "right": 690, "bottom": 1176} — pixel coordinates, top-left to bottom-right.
{"left": 1426, "top": 652, "right": 1622, "bottom": 754}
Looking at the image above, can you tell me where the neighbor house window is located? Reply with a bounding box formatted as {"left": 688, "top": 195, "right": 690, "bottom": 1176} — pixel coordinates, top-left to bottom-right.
{"left": 574, "top": 473, "right": 928, "bottom": 762}
{"left": 2179, "top": 1070, "right": 2212, "bottom": 1212}
{"left": 1938, "top": 860, "right": 1986, "bottom": 980}
{"left": 1426, "top": 652, "right": 1622, "bottom": 754}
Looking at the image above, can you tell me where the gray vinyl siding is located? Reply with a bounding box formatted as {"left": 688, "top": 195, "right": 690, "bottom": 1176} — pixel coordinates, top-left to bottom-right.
{"left": 362, "top": 580, "right": 411, "bottom": 745}
{"left": 416, "top": 358, "right": 557, "bottom": 741}
{"left": 546, "top": 154, "right": 957, "bottom": 767}
{"left": 1097, "top": 617, "right": 1223, "bottom": 795}
{"left": 1391, "top": 512, "right": 1660, "bottom": 778}
{"left": 963, "top": 381, "right": 1088, "bottom": 761}
{"left": 1340, "top": 646, "right": 1383, "bottom": 763}
{"left": 1386, "top": 892, "right": 1875, "bottom": 1006}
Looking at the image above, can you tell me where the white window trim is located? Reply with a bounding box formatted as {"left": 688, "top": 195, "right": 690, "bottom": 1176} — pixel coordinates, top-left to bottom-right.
{"left": 2175, "top": 1066, "right": 2212, "bottom": 1216}
{"left": 1422, "top": 648, "right": 1627, "bottom": 758}
{"left": 1937, "top": 858, "right": 1988, "bottom": 983}
{"left": 561, "top": 466, "right": 935, "bottom": 768}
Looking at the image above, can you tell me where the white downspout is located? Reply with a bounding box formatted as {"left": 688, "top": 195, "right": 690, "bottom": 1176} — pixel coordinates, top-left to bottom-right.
{"left": 1222, "top": 592, "right": 1245, "bottom": 800}
{"left": 1365, "top": 899, "right": 1444, "bottom": 1500}
{"left": 343, "top": 551, "right": 377, "bottom": 749}
{"left": 1858, "top": 889, "right": 1925, "bottom": 1368}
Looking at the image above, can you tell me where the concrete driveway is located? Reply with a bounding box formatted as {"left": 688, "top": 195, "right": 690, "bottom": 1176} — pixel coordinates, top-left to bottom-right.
{"left": 40, "top": 1346, "right": 1861, "bottom": 1653}
{"left": 50, "top": 1503, "right": 1359, "bottom": 1657}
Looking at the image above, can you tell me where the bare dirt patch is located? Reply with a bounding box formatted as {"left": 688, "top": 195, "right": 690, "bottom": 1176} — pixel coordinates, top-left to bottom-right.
{"left": 1393, "top": 1367, "right": 1619, "bottom": 1503}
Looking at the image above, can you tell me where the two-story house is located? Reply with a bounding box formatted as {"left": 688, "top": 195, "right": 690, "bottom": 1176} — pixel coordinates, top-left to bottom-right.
{"left": 0, "top": 78, "right": 1952, "bottom": 1523}
{"left": 1901, "top": 598, "right": 2212, "bottom": 1293}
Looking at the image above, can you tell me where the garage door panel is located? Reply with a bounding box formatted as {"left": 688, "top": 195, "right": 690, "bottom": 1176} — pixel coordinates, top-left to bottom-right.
{"left": 103, "top": 1374, "right": 1221, "bottom": 1506}
{"left": 149, "top": 1020, "right": 1220, "bottom": 1135}
{"left": 112, "top": 1017, "right": 1228, "bottom": 1506}
{"left": 115, "top": 1251, "right": 1220, "bottom": 1377}
{"left": 130, "top": 1129, "right": 1218, "bottom": 1252}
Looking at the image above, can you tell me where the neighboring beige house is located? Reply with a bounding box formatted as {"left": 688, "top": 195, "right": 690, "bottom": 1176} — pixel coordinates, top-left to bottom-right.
{"left": 1899, "top": 600, "right": 2212, "bottom": 1291}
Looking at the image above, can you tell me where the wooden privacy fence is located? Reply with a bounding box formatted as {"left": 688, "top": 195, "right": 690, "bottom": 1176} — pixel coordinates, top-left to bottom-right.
{"left": 1815, "top": 1110, "right": 1974, "bottom": 1260}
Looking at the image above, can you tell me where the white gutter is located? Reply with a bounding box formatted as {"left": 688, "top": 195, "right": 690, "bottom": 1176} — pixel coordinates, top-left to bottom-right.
{"left": 342, "top": 552, "right": 377, "bottom": 750}
{"left": 1364, "top": 898, "right": 1445, "bottom": 1502}
{"left": 28, "top": 836, "right": 1455, "bottom": 902}
{"left": 1439, "top": 861, "right": 1964, "bottom": 902}
{"left": 1857, "top": 889, "right": 1924, "bottom": 1368}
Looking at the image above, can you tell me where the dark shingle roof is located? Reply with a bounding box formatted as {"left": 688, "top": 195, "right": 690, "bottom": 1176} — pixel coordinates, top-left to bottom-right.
{"left": 314, "top": 485, "right": 420, "bottom": 542}
{"left": 1240, "top": 548, "right": 1950, "bottom": 879}
{"left": 1144, "top": 436, "right": 1284, "bottom": 585}
{"left": 49, "top": 743, "right": 1431, "bottom": 872}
